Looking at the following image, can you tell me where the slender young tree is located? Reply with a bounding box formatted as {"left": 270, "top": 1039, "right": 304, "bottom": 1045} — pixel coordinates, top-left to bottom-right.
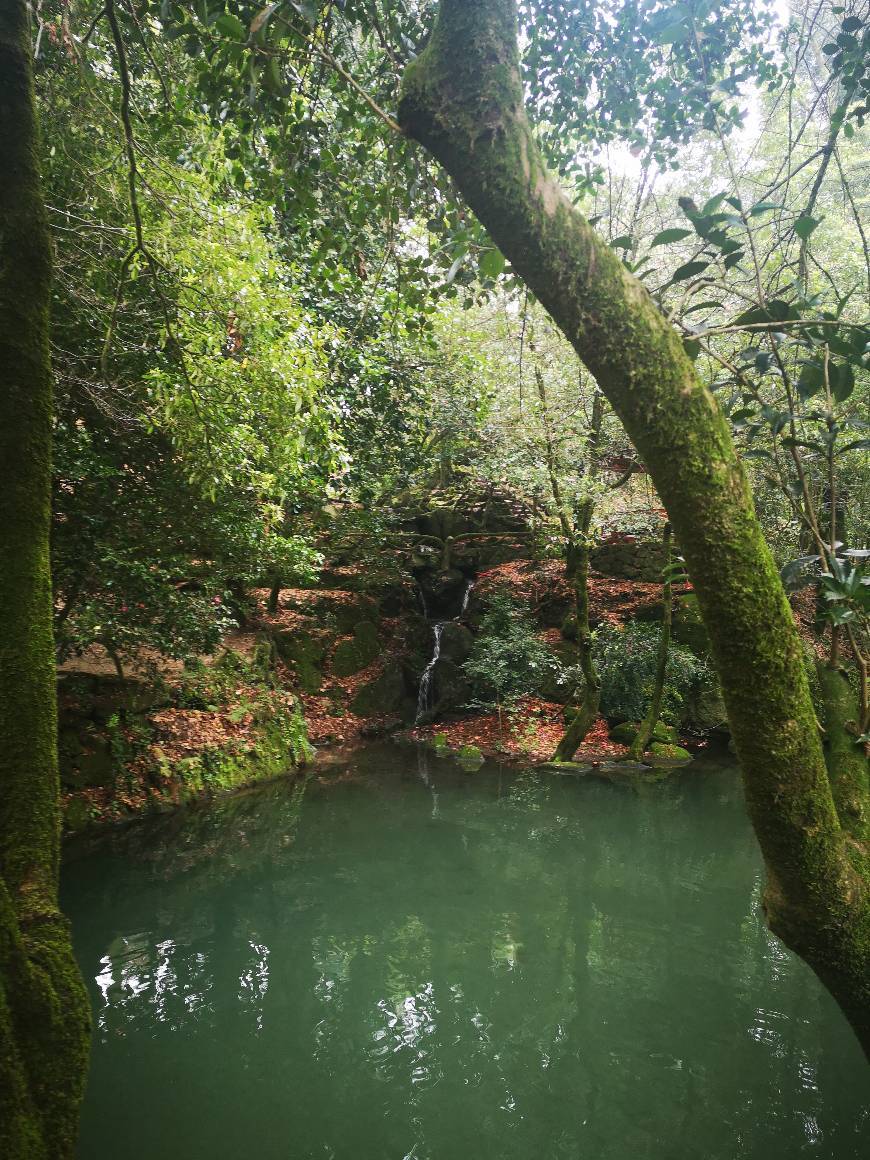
{"left": 0, "top": 3, "right": 90, "bottom": 1154}
{"left": 628, "top": 523, "right": 674, "bottom": 760}
{"left": 398, "top": 0, "right": 869, "bottom": 1056}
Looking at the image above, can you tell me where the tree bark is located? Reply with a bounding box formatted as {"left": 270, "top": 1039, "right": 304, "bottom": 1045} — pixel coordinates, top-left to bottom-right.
{"left": 399, "top": 0, "right": 869, "bottom": 1056}
{"left": 554, "top": 521, "right": 600, "bottom": 762}
{"left": 0, "top": 3, "right": 91, "bottom": 1153}
{"left": 628, "top": 524, "right": 673, "bottom": 760}
{"left": 531, "top": 366, "right": 601, "bottom": 759}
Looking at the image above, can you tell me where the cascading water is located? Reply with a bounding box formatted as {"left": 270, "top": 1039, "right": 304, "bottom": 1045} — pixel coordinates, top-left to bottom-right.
{"left": 414, "top": 579, "right": 474, "bottom": 726}
{"left": 460, "top": 580, "right": 474, "bottom": 615}
{"left": 415, "top": 623, "right": 443, "bottom": 724}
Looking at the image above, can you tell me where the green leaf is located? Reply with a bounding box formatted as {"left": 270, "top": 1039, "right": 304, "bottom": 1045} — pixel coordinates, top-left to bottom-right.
{"left": 479, "top": 248, "right": 506, "bottom": 279}
{"left": 794, "top": 216, "right": 821, "bottom": 240}
{"left": 701, "top": 192, "right": 727, "bottom": 216}
{"left": 649, "top": 228, "right": 692, "bottom": 247}
{"left": 683, "top": 337, "right": 702, "bottom": 360}
{"left": 215, "top": 13, "right": 247, "bottom": 39}
{"left": 683, "top": 300, "right": 724, "bottom": 315}
{"left": 830, "top": 363, "right": 855, "bottom": 403}
{"left": 749, "top": 201, "right": 780, "bottom": 216}
{"left": 657, "top": 21, "right": 692, "bottom": 44}
{"left": 609, "top": 235, "right": 634, "bottom": 250}
{"left": 670, "top": 261, "right": 709, "bottom": 283}
{"left": 797, "top": 361, "right": 824, "bottom": 399}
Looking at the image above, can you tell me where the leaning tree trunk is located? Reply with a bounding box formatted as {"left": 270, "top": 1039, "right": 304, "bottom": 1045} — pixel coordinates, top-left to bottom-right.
{"left": 399, "top": 0, "right": 869, "bottom": 1056}
{"left": 0, "top": 4, "right": 91, "bottom": 1154}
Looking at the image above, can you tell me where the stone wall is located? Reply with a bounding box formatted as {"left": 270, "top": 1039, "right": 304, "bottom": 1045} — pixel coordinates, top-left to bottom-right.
{"left": 590, "top": 538, "right": 669, "bottom": 583}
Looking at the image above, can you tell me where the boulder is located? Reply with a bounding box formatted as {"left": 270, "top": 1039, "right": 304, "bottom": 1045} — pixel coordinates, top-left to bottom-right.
{"left": 332, "top": 593, "right": 380, "bottom": 634}
{"left": 648, "top": 742, "right": 692, "bottom": 764}
{"left": 609, "top": 720, "right": 680, "bottom": 746}
{"left": 672, "top": 593, "right": 713, "bottom": 657}
{"left": 273, "top": 631, "right": 328, "bottom": 694}
{"left": 351, "top": 667, "right": 414, "bottom": 719}
{"left": 332, "top": 621, "right": 381, "bottom": 678}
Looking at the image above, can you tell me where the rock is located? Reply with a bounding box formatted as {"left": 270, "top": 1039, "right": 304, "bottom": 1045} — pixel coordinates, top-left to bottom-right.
{"left": 672, "top": 593, "right": 713, "bottom": 657}
{"left": 681, "top": 680, "right": 728, "bottom": 734}
{"left": 273, "top": 631, "right": 328, "bottom": 694}
{"left": 456, "top": 744, "right": 484, "bottom": 771}
{"left": 538, "top": 761, "right": 597, "bottom": 775}
{"left": 608, "top": 720, "right": 640, "bottom": 745}
{"left": 600, "top": 760, "right": 655, "bottom": 774}
{"left": 608, "top": 720, "right": 679, "bottom": 745}
{"left": 350, "top": 667, "right": 414, "bottom": 719}
{"left": 332, "top": 621, "right": 381, "bottom": 677}
{"left": 590, "top": 538, "right": 669, "bottom": 583}
{"left": 429, "top": 656, "right": 472, "bottom": 717}
{"left": 416, "top": 568, "right": 470, "bottom": 620}
{"left": 560, "top": 612, "right": 579, "bottom": 641}
{"left": 648, "top": 742, "right": 692, "bottom": 764}
{"left": 438, "top": 621, "right": 474, "bottom": 662}
{"left": 332, "top": 594, "right": 379, "bottom": 634}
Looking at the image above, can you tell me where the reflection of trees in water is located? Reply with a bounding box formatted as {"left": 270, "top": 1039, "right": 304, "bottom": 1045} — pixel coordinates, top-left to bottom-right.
{"left": 65, "top": 748, "right": 868, "bottom": 1158}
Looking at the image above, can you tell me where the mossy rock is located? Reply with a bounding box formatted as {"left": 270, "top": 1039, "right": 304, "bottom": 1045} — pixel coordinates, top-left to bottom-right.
{"left": 332, "top": 621, "right": 381, "bottom": 677}
{"left": 332, "top": 594, "right": 380, "bottom": 634}
{"left": 274, "top": 631, "right": 328, "bottom": 694}
{"left": 456, "top": 744, "right": 484, "bottom": 771}
{"left": 609, "top": 720, "right": 678, "bottom": 746}
{"left": 350, "top": 667, "right": 410, "bottom": 718}
{"left": 681, "top": 679, "right": 728, "bottom": 733}
{"left": 672, "top": 593, "right": 713, "bottom": 658}
{"left": 63, "top": 796, "right": 95, "bottom": 833}
{"left": 608, "top": 720, "right": 639, "bottom": 744}
{"left": 539, "top": 761, "right": 596, "bottom": 775}
{"left": 648, "top": 741, "right": 692, "bottom": 764}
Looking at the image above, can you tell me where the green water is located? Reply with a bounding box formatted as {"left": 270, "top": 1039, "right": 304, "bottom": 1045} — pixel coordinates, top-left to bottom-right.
{"left": 63, "top": 743, "right": 868, "bottom": 1159}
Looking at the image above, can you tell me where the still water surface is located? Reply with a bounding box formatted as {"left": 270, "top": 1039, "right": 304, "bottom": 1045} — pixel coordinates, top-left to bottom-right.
{"left": 63, "top": 744, "right": 869, "bottom": 1159}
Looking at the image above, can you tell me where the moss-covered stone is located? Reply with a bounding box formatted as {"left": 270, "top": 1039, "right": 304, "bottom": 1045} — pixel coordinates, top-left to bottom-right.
{"left": 648, "top": 742, "right": 692, "bottom": 764}
{"left": 350, "top": 667, "right": 411, "bottom": 718}
{"left": 456, "top": 744, "right": 484, "bottom": 770}
{"left": 273, "top": 631, "right": 328, "bottom": 694}
{"left": 332, "top": 594, "right": 379, "bottom": 634}
{"left": 609, "top": 720, "right": 679, "bottom": 746}
{"left": 332, "top": 621, "right": 381, "bottom": 678}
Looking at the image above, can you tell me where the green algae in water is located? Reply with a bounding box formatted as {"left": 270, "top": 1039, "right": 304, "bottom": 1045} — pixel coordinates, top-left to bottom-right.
{"left": 62, "top": 745, "right": 868, "bottom": 1159}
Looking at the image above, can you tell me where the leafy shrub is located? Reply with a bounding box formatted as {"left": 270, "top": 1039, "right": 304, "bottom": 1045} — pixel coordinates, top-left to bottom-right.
{"left": 594, "top": 621, "right": 709, "bottom": 725}
{"left": 463, "top": 591, "right": 556, "bottom": 709}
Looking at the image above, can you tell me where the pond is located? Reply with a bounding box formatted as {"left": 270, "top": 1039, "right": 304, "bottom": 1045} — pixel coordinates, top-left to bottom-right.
{"left": 63, "top": 743, "right": 869, "bottom": 1159}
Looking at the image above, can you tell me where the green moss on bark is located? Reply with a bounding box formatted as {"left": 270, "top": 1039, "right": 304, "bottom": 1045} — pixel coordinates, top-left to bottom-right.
{"left": 0, "top": 4, "right": 90, "bottom": 1150}
{"left": 400, "top": 0, "right": 870, "bottom": 1057}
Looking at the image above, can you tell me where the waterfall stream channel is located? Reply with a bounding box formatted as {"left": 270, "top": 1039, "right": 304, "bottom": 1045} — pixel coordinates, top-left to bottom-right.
{"left": 415, "top": 579, "right": 474, "bottom": 724}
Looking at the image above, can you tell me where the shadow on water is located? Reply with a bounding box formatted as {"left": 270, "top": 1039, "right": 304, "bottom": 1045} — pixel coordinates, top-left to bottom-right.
{"left": 62, "top": 743, "right": 869, "bottom": 1160}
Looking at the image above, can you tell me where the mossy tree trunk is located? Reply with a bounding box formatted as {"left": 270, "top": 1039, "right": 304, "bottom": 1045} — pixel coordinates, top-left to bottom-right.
{"left": 0, "top": 4, "right": 91, "bottom": 1153}
{"left": 628, "top": 524, "right": 673, "bottom": 760}
{"left": 399, "top": 0, "right": 870, "bottom": 1056}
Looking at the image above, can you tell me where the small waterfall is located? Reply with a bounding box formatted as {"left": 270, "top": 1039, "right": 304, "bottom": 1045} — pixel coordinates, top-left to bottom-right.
{"left": 459, "top": 580, "right": 474, "bottom": 616}
{"left": 414, "top": 578, "right": 473, "bottom": 726}
{"left": 416, "top": 623, "right": 443, "bottom": 724}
